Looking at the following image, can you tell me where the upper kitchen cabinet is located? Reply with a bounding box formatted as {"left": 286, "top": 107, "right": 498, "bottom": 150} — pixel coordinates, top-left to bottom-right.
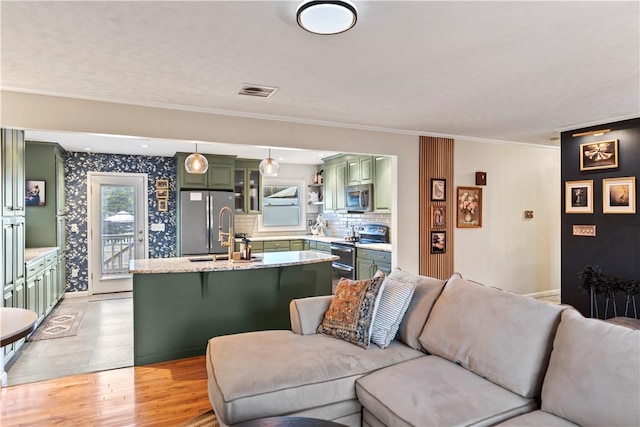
{"left": 24, "top": 141, "right": 67, "bottom": 248}
{"left": 324, "top": 153, "right": 391, "bottom": 213}
{"left": 1, "top": 128, "right": 26, "bottom": 217}
{"left": 175, "top": 153, "right": 236, "bottom": 191}
{"left": 347, "top": 155, "right": 373, "bottom": 186}
{"left": 373, "top": 155, "right": 391, "bottom": 212}
{"left": 323, "top": 157, "right": 347, "bottom": 212}
{"left": 234, "top": 159, "right": 261, "bottom": 214}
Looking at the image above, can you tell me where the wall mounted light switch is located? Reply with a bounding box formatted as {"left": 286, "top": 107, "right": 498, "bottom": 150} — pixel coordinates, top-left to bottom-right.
{"left": 524, "top": 210, "right": 534, "bottom": 219}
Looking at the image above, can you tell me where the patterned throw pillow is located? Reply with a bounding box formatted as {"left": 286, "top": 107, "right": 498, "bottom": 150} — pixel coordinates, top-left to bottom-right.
{"left": 370, "top": 277, "right": 416, "bottom": 349}
{"left": 316, "top": 272, "right": 386, "bottom": 349}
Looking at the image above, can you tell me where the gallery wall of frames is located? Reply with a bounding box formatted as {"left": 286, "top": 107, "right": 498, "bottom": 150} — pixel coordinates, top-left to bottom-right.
{"left": 560, "top": 117, "right": 639, "bottom": 317}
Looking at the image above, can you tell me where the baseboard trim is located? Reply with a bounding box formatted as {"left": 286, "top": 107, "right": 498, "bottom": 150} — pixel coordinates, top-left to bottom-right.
{"left": 64, "top": 291, "right": 89, "bottom": 298}
{"left": 525, "top": 289, "right": 560, "bottom": 299}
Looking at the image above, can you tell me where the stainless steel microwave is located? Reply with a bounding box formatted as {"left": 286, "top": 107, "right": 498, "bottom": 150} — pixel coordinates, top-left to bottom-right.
{"left": 345, "top": 184, "right": 373, "bottom": 212}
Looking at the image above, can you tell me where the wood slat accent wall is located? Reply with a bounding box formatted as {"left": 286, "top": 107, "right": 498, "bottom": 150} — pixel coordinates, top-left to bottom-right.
{"left": 419, "top": 136, "right": 454, "bottom": 279}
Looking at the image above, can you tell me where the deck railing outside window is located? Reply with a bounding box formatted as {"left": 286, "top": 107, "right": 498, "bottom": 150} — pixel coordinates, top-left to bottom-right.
{"left": 102, "top": 233, "right": 135, "bottom": 275}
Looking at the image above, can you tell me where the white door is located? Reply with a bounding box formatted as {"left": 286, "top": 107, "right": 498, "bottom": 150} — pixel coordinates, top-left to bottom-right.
{"left": 88, "top": 173, "right": 147, "bottom": 294}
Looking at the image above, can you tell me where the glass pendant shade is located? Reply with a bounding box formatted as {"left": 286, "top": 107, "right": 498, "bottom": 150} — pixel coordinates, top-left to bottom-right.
{"left": 297, "top": 0, "right": 357, "bottom": 35}
{"left": 184, "top": 144, "right": 209, "bottom": 174}
{"left": 259, "top": 149, "right": 280, "bottom": 177}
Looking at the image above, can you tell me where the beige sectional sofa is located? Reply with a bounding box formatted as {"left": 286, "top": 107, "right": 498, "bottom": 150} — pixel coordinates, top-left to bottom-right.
{"left": 205, "top": 270, "right": 640, "bottom": 427}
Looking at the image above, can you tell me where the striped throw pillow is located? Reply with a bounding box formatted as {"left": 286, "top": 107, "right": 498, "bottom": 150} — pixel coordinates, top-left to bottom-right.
{"left": 370, "top": 277, "right": 416, "bottom": 348}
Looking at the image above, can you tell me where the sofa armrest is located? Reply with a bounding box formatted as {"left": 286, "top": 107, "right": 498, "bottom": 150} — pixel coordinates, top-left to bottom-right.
{"left": 290, "top": 295, "right": 334, "bottom": 335}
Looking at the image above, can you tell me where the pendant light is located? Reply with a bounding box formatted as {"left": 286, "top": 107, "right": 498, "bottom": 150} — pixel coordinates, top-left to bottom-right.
{"left": 296, "top": 0, "right": 358, "bottom": 35}
{"left": 184, "top": 143, "right": 209, "bottom": 174}
{"left": 259, "top": 148, "right": 280, "bottom": 177}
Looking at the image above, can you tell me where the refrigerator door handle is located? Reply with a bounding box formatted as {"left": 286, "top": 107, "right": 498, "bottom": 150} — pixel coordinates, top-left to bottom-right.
{"left": 205, "top": 196, "right": 211, "bottom": 250}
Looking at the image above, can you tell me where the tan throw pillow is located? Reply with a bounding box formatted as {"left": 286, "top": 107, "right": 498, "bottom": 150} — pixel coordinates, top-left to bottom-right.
{"left": 317, "top": 272, "right": 386, "bottom": 349}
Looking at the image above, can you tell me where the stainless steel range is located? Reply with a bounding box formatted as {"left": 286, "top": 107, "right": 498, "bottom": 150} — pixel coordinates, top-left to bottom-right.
{"left": 330, "top": 224, "right": 389, "bottom": 292}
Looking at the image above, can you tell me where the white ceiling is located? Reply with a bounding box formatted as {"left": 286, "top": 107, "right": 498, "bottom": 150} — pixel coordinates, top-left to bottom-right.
{"left": 2, "top": 1, "right": 639, "bottom": 156}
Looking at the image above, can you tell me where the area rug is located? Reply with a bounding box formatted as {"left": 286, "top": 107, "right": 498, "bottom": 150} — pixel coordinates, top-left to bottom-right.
{"left": 179, "top": 410, "right": 219, "bottom": 427}
{"left": 88, "top": 291, "right": 133, "bottom": 302}
{"left": 27, "top": 311, "right": 84, "bottom": 341}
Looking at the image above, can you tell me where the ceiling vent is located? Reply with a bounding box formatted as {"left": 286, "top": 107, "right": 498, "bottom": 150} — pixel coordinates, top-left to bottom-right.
{"left": 238, "top": 84, "right": 278, "bottom": 98}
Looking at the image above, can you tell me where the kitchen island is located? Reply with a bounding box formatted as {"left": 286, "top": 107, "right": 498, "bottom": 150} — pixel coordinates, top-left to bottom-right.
{"left": 129, "top": 251, "right": 338, "bottom": 365}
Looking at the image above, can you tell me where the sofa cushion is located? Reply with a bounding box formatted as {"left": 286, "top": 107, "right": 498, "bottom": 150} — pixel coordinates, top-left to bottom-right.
{"left": 356, "top": 356, "right": 537, "bottom": 426}
{"left": 540, "top": 309, "right": 640, "bottom": 427}
{"left": 495, "top": 410, "right": 578, "bottom": 426}
{"left": 420, "top": 274, "right": 564, "bottom": 398}
{"left": 317, "top": 272, "right": 385, "bottom": 348}
{"left": 388, "top": 268, "right": 446, "bottom": 350}
{"left": 370, "top": 277, "right": 415, "bottom": 348}
{"left": 206, "top": 330, "right": 425, "bottom": 425}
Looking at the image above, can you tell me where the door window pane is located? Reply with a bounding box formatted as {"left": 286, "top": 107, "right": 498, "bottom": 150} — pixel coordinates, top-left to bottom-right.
{"left": 101, "top": 185, "right": 135, "bottom": 276}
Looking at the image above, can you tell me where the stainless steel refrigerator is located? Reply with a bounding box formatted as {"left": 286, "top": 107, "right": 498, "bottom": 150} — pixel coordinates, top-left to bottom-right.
{"left": 179, "top": 190, "right": 234, "bottom": 255}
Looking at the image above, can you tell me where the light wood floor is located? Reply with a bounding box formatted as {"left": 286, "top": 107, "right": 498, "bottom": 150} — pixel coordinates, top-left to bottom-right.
{"left": 0, "top": 355, "right": 212, "bottom": 426}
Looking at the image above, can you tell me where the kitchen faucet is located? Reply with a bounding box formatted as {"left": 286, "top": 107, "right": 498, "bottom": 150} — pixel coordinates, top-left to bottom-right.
{"left": 218, "top": 206, "right": 234, "bottom": 261}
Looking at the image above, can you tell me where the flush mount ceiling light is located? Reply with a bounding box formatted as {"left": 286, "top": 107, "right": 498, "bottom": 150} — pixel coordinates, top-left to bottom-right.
{"left": 184, "top": 143, "right": 209, "bottom": 174}
{"left": 259, "top": 148, "right": 280, "bottom": 177}
{"left": 296, "top": 0, "right": 357, "bottom": 35}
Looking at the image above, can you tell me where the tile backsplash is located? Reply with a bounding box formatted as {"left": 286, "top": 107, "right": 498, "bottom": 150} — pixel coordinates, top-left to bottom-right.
{"left": 235, "top": 211, "right": 392, "bottom": 242}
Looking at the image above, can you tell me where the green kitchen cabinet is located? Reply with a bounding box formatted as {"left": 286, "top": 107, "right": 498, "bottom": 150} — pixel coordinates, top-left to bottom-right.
{"left": 356, "top": 248, "right": 392, "bottom": 280}
{"left": 2, "top": 128, "right": 25, "bottom": 217}
{"left": 290, "top": 240, "right": 304, "bottom": 251}
{"left": 234, "top": 160, "right": 261, "bottom": 214}
{"left": 263, "top": 240, "right": 290, "bottom": 252}
{"left": 2, "top": 217, "right": 25, "bottom": 306}
{"left": 234, "top": 240, "right": 264, "bottom": 254}
{"left": 373, "top": 155, "right": 392, "bottom": 212}
{"left": 322, "top": 159, "right": 347, "bottom": 212}
{"left": 347, "top": 155, "right": 373, "bottom": 186}
{"left": 315, "top": 241, "right": 331, "bottom": 254}
{"left": 175, "top": 153, "right": 236, "bottom": 191}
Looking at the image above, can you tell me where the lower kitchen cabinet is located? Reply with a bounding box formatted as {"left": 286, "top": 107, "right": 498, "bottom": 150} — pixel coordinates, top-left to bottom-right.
{"left": 25, "top": 248, "right": 61, "bottom": 322}
{"left": 290, "top": 240, "right": 304, "bottom": 251}
{"left": 263, "top": 241, "right": 290, "bottom": 252}
{"left": 356, "top": 248, "right": 392, "bottom": 280}
{"left": 315, "top": 241, "right": 331, "bottom": 254}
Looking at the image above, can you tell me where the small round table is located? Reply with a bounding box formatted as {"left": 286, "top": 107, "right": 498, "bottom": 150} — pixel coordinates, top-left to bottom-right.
{"left": 1, "top": 307, "right": 38, "bottom": 387}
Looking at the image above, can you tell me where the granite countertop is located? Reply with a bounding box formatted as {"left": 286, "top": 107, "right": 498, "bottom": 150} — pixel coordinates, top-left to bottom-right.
{"left": 25, "top": 247, "right": 59, "bottom": 263}
{"left": 129, "top": 250, "right": 339, "bottom": 274}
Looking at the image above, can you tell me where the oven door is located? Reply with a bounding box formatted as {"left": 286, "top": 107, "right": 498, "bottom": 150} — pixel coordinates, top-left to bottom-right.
{"left": 331, "top": 263, "right": 355, "bottom": 293}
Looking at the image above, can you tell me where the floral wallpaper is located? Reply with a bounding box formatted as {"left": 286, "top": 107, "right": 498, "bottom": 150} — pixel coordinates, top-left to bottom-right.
{"left": 64, "top": 152, "right": 177, "bottom": 292}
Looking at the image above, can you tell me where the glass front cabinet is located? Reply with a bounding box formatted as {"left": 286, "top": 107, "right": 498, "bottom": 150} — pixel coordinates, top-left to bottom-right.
{"left": 234, "top": 160, "right": 261, "bottom": 214}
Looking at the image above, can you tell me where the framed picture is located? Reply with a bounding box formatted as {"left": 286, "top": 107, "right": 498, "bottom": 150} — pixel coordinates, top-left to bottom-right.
{"left": 580, "top": 139, "right": 618, "bottom": 171}
{"left": 156, "top": 189, "right": 169, "bottom": 199}
{"left": 431, "top": 178, "right": 446, "bottom": 201}
{"left": 430, "top": 231, "right": 446, "bottom": 254}
{"left": 25, "top": 180, "right": 46, "bottom": 206}
{"left": 155, "top": 179, "right": 169, "bottom": 189}
{"left": 565, "top": 180, "right": 593, "bottom": 214}
{"left": 430, "top": 205, "right": 446, "bottom": 228}
{"left": 603, "top": 177, "right": 636, "bottom": 214}
{"left": 456, "top": 187, "right": 482, "bottom": 228}
{"left": 157, "top": 199, "right": 168, "bottom": 212}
